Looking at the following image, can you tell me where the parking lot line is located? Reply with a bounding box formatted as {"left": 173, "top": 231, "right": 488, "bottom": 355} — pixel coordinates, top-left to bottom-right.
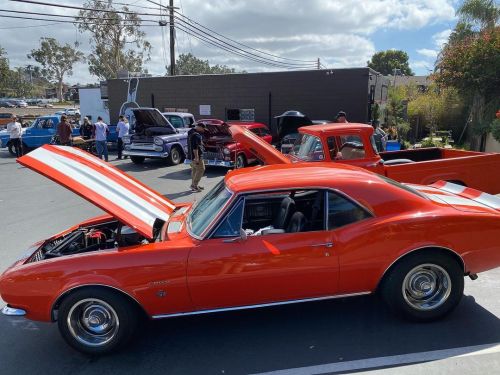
{"left": 250, "top": 342, "right": 500, "bottom": 375}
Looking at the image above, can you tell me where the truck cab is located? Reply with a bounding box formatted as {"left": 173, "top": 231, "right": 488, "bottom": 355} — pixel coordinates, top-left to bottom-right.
{"left": 162, "top": 112, "right": 196, "bottom": 132}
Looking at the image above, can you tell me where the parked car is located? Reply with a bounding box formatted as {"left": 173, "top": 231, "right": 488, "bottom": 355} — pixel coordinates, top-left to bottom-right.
{"left": 190, "top": 119, "right": 272, "bottom": 168}
{"left": 12, "top": 99, "right": 28, "bottom": 108}
{"left": 64, "top": 108, "right": 80, "bottom": 116}
{"left": 2, "top": 145, "right": 500, "bottom": 354}
{"left": 122, "top": 108, "right": 188, "bottom": 165}
{"left": 0, "top": 114, "right": 116, "bottom": 155}
{"left": 162, "top": 112, "right": 195, "bottom": 131}
{"left": 0, "top": 99, "right": 16, "bottom": 108}
{"left": 230, "top": 123, "right": 500, "bottom": 195}
{"left": 37, "top": 101, "right": 54, "bottom": 108}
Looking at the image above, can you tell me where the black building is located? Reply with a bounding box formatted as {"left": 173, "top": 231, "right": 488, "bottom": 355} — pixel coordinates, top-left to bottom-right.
{"left": 107, "top": 68, "right": 388, "bottom": 129}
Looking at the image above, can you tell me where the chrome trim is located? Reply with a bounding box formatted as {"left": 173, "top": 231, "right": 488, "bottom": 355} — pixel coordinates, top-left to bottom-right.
{"left": 51, "top": 284, "right": 143, "bottom": 321}
{"left": 2, "top": 305, "right": 26, "bottom": 316}
{"left": 123, "top": 150, "right": 167, "bottom": 158}
{"left": 151, "top": 292, "right": 371, "bottom": 319}
{"left": 380, "top": 246, "right": 466, "bottom": 284}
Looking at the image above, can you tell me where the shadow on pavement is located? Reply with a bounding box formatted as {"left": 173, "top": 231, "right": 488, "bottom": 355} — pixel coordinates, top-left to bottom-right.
{"left": 1, "top": 294, "right": 499, "bottom": 375}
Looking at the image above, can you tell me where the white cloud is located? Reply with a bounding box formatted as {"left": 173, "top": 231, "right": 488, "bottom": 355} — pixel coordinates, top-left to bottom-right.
{"left": 417, "top": 48, "right": 439, "bottom": 58}
{"left": 432, "top": 29, "right": 453, "bottom": 48}
{"left": 0, "top": 0, "right": 457, "bottom": 84}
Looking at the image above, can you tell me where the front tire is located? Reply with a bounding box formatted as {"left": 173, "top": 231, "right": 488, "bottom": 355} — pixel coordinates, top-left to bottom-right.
{"left": 167, "top": 146, "right": 182, "bottom": 166}
{"left": 57, "top": 288, "right": 138, "bottom": 355}
{"left": 130, "top": 156, "right": 145, "bottom": 164}
{"left": 380, "top": 252, "right": 464, "bottom": 321}
{"left": 235, "top": 154, "right": 247, "bottom": 169}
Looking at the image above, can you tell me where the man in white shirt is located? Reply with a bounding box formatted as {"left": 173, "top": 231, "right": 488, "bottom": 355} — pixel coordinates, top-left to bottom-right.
{"left": 6, "top": 115, "right": 23, "bottom": 157}
{"left": 116, "top": 115, "right": 130, "bottom": 160}
{"left": 94, "top": 116, "right": 109, "bottom": 161}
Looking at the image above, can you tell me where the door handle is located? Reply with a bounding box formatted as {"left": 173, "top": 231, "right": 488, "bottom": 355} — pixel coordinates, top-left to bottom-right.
{"left": 311, "top": 242, "right": 333, "bottom": 248}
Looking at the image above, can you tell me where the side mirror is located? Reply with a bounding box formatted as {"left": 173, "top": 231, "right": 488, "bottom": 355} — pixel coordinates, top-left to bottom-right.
{"left": 239, "top": 228, "right": 247, "bottom": 241}
{"left": 223, "top": 228, "right": 248, "bottom": 243}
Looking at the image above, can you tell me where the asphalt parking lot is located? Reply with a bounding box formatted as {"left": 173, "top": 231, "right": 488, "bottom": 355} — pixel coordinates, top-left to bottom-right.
{"left": 0, "top": 149, "right": 499, "bottom": 375}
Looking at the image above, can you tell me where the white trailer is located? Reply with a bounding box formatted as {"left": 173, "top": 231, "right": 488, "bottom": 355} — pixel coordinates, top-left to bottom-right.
{"left": 79, "top": 88, "right": 110, "bottom": 124}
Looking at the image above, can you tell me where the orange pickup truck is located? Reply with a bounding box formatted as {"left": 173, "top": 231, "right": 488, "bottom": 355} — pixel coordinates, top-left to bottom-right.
{"left": 231, "top": 123, "right": 500, "bottom": 194}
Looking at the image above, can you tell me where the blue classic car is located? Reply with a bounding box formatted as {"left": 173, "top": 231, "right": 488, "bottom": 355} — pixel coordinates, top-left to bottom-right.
{"left": 123, "top": 108, "right": 188, "bottom": 165}
{"left": 0, "top": 115, "right": 117, "bottom": 155}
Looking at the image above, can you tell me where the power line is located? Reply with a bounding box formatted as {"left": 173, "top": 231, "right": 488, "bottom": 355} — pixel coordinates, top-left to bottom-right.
{"left": 8, "top": 0, "right": 166, "bottom": 17}
{"left": 173, "top": 17, "right": 317, "bottom": 68}
{"left": 174, "top": 22, "right": 316, "bottom": 70}
{"left": 93, "top": 0, "right": 162, "bottom": 11}
{"left": 0, "top": 9, "right": 159, "bottom": 23}
{"left": 173, "top": 10, "right": 317, "bottom": 64}
{"left": 0, "top": 13, "right": 165, "bottom": 26}
{"left": 0, "top": 22, "right": 60, "bottom": 29}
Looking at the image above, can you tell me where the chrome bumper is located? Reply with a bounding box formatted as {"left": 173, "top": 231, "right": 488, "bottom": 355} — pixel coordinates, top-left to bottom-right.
{"left": 184, "top": 158, "right": 234, "bottom": 167}
{"left": 2, "top": 305, "right": 26, "bottom": 316}
{"left": 123, "top": 150, "right": 168, "bottom": 158}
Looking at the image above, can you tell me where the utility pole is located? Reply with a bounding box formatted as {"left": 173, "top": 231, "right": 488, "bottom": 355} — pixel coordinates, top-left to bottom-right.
{"left": 169, "top": 0, "right": 175, "bottom": 76}
{"left": 317, "top": 58, "right": 320, "bottom": 70}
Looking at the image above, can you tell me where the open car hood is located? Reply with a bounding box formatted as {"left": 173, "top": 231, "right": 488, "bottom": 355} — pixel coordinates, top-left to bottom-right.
{"left": 132, "top": 108, "right": 176, "bottom": 133}
{"left": 229, "top": 124, "right": 291, "bottom": 165}
{"left": 18, "top": 145, "right": 177, "bottom": 239}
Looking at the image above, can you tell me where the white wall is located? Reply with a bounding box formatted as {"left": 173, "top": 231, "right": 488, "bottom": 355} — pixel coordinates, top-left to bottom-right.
{"left": 485, "top": 134, "right": 500, "bottom": 153}
{"left": 79, "top": 88, "right": 110, "bottom": 124}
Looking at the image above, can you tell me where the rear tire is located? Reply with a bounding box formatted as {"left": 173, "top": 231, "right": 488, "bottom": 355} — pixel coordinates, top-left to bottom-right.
{"left": 167, "top": 146, "right": 182, "bottom": 166}
{"left": 57, "top": 288, "right": 138, "bottom": 355}
{"left": 380, "top": 251, "right": 464, "bottom": 321}
{"left": 130, "top": 156, "right": 145, "bottom": 164}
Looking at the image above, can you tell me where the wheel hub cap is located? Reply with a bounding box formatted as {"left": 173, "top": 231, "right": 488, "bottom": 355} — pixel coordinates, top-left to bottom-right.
{"left": 402, "top": 264, "right": 452, "bottom": 311}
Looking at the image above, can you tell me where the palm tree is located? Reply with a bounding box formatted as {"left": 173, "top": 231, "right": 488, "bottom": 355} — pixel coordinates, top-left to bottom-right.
{"left": 457, "top": 0, "right": 500, "bottom": 30}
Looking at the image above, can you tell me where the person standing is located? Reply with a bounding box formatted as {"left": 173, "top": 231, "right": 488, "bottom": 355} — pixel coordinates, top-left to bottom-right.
{"left": 80, "top": 117, "right": 94, "bottom": 140}
{"left": 57, "top": 115, "right": 73, "bottom": 146}
{"left": 6, "top": 115, "right": 23, "bottom": 157}
{"left": 187, "top": 122, "right": 206, "bottom": 192}
{"left": 94, "top": 116, "right": 109, "bottom": 161}
{"left": 116, "top": 115, "right": 130, "bottom": 160}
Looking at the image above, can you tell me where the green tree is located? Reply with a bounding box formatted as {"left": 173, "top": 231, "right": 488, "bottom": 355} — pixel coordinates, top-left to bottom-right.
{"left": 168, "top": 53, "right": 241, "bottom": 75}
{"left": 457, "top": 0, "right": 500, "bottom": 30}
{"left": 367, "top": 50, "right": 414, "bottom": 76}
{"left": 28, "top": 38, "right": 83, "bottom": 100}
{"left": 0, "top": 46, "right": 10, "bottom": 94}
{"left": 76, "top": 0, "right": 151, "bottom": 80}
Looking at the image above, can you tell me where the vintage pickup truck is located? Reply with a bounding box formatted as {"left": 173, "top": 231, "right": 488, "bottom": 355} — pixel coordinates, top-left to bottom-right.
{"left": 230, "top": 123, "right": 500, "bottom": 194}
{"left": 122, "top": 108, "right": 188, "bottom": 165}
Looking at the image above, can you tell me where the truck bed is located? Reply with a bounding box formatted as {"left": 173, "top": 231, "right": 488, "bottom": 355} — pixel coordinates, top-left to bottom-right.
{"left": 381, "top": 148, "right": 500, "bottom": 194}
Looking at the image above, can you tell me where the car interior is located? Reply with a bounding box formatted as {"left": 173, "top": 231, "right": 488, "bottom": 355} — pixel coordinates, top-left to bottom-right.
{"left": 212, "top": 189, "right": 372, "bottom": 238}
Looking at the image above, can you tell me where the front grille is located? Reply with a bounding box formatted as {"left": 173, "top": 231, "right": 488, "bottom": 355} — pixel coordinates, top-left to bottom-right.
{"left": 204, "top": 151, "right": 223, "bottom": 160}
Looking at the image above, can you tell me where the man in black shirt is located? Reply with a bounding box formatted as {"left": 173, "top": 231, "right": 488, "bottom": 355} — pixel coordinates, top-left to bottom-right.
{"left": 187, "top": 122, "right": 206, "bottom": 192}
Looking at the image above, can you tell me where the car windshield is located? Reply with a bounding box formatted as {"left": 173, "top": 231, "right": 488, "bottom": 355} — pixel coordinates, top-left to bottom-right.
{"left": 291, "top": 133, "right": 325, "bottom": 161}
{"left": 188, "top": 180, "right": 233, "bottom": 237}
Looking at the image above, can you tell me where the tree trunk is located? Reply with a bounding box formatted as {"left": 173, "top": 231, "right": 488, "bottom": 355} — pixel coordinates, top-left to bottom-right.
{"left": 57, "top": 78, "right": 63, "bottom": 102}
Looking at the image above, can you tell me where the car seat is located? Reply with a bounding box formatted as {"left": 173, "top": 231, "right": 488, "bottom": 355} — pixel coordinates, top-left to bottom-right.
{"left": 274, "top": 197, "right": 295, "bottom": 230}
{"left": 287, "top": 212, "right": 306, "bottom": 233}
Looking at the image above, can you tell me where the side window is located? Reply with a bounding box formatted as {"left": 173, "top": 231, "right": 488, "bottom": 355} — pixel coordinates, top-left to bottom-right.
{"left": 338, "top": 135, "right": 365, "bottom": 160}
{"left": 213, "top": 199, "right": 244, "bottom": 238}
{"left": 295, "top": 134, "right": 325, "bottom": 161}
{"left": 326, "top": 136, "right": 340, "bottom": 160}
{"left": 327, "top": 191, "right": 371, "bottom": 230}
{"left": 184, "top": 117, "right": 195, "bottom": 127}
{"left": 250, "top": 128, "right": 260, "bottom": 136}
{"left": 43, "top": 120, "right": 54, "bottom": 129}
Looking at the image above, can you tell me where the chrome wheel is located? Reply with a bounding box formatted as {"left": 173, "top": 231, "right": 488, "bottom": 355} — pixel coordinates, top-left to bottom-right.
{"left": 67, "top": 298, "right": 120, "bottom": 347}
{"left": 402, "top": 264, "right": 451, "bottom": 311}
{"left": 235, "top": 154, "right": 246, "bottom": 169}
{"left": 171, "top": 148, "right": 180, "bottom": 164}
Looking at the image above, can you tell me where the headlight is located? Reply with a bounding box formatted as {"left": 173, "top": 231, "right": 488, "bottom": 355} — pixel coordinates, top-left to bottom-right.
{"left": 223, "top": 147, "right": 231, "bottom": 155}
{"left": 122, "top": 136, "right": 131, "bottom": 144}
{"left": 154, "top": 137, "right": 164, "bottom": 146}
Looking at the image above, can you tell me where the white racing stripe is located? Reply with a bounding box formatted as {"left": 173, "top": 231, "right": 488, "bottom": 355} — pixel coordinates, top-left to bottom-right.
{"left": 60, "top": 146, "right": 176, "bottom": 209}
{"left": 437, "top": 182, "right": 467, "bottom": 195}
{"left": 425, "top": 194, "right": 492, "bottom": 209}
{"left": 27, "top": 147, "right": 170, "bottom": 227}
{"left": 250, "top": 343, "right": 500, "bottom": 375}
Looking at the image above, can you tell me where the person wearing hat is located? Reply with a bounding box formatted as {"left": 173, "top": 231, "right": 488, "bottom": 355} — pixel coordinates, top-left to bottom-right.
{"left": 187, "top": 122, "right": 207, "bottom": 192}
{"left": 6, "top": 115, "right": 23, "bottom": 157}
{"left": 335, "top": 111, "right": 348, "bottom": 123}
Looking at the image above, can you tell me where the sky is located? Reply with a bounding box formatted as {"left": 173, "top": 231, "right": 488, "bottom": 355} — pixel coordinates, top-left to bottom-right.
{"left": 0, "top": 0, "right": 460, "bottom": 85}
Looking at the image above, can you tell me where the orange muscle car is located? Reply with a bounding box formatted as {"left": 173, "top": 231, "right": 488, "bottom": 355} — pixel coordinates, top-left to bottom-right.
{"left": 1, "top": 145, "right": 500, "bottom": 354}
